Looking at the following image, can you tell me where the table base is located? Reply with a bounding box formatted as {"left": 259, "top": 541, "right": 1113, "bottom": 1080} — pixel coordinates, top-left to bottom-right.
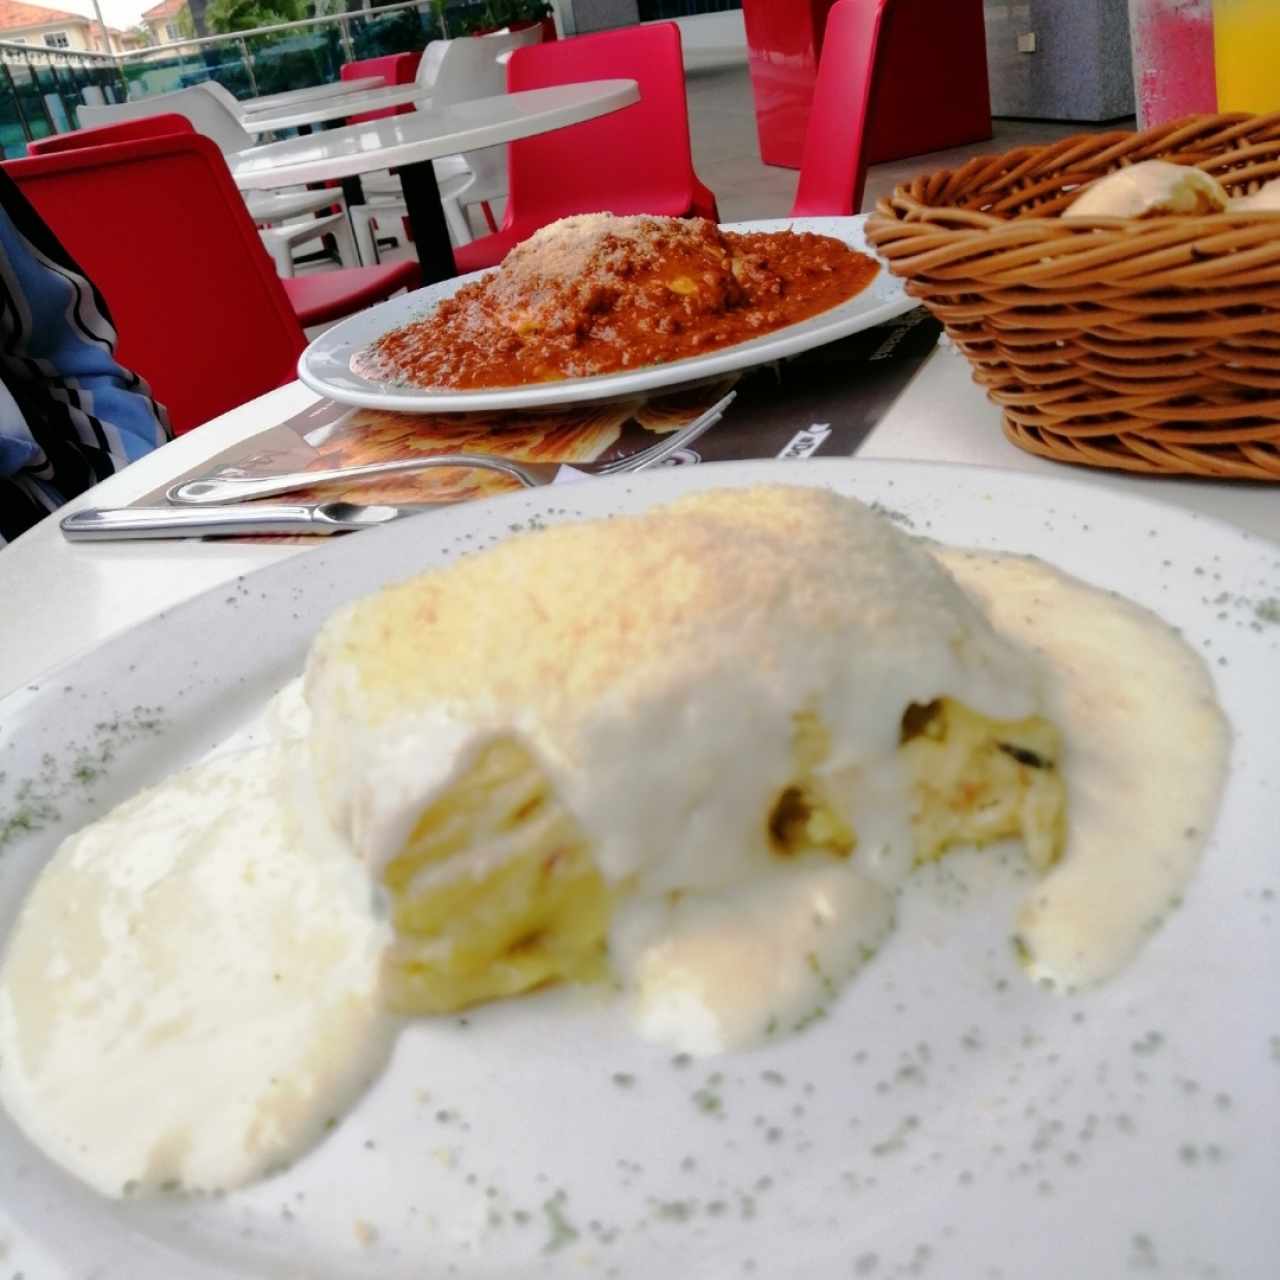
{"left": 398, "top": 159, "right": 458, "bottom": 285}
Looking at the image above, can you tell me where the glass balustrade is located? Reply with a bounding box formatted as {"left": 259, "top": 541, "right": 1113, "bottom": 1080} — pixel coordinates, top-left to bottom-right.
{"left": 0, "top": 1, "right": 505, "bottom": 157}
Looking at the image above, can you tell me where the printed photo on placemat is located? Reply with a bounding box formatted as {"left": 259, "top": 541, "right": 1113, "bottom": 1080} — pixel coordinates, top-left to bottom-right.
{"left": 138, "top": 309, "right": 941, "bottom": 536}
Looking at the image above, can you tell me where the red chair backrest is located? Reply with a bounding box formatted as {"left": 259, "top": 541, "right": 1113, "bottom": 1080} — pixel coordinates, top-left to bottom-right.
{"left": 4, "top": 133, "right": 303, "bottom": 435}
{"left": 504, "top": 23, "right": 703, "bottom": 225}
{"left": 791, "top": 0, "right": 890, "bottom": 217}
{"left": 26, "top": 112, "right": 195, "bottom": 157}
{"left": 343, "top": 51, "right": 422, "bottom": 124}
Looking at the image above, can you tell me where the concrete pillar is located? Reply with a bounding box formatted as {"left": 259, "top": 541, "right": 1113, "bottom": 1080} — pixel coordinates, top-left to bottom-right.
{"left": 984, "top": 0, "right": 1135, "bottom": 121}
{"left": 556, "top": 0, "right": 639, "bottom": 37}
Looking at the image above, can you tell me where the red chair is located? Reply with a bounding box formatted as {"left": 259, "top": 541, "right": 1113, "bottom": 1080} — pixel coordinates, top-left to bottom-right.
{"left": 18, "top": 116, "right": 419, "bottom": 346}
{"left": 4, "top": 133, "right": 416, "bottom": 433}
{"left": 454, "top": 22, "right": 718, "bottom": 273}
{"left": 27, "top": 112, "right": 195, "bottom": 155}
{"left": 791, "top": 0, "right": 891, "bottom": 217}
{"left": 342, "top": 51, "right": 423, "bottom": 124}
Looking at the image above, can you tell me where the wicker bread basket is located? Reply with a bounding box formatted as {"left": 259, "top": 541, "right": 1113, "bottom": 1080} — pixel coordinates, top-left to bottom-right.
{"left": 864, "top": 111, "right": 1280, "bottom": 480}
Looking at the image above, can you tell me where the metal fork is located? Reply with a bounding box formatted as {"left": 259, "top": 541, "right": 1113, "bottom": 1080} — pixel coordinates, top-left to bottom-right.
{"left": 167, "top": 390, "right": 735, "bottom": 506}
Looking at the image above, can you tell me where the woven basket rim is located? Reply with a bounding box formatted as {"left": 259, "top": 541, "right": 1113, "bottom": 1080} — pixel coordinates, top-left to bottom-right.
{"left": 868, "top": 108, "right": 1280, "bottom": 235}
{"left": 871, "top": 207, "right": 1280, "bottom": 228}
{"left": 867, "top": 208, "right": 1280, "bottom": 247}
{"left": 861, "top": 110, "right": 1280, "bottom": 482}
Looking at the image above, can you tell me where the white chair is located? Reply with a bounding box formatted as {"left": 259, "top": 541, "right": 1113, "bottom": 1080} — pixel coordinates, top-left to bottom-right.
{"left": 195, "top": 78, "right": 251, "bottom": 123}
{"left": 78, "top": 88, "right": 349, "bottom": 242}
{"left": 81, "top": 86, "right": 254, "bottom": 151}
{"left": 179, "top": 86, "right": 346, "bottom": 231}
{"left": 352, "top": 27, "right": 543, "bottom": 264}
{"left": 259, "top": 211, "right": 357, "bottom": 277}
{"left": 430, "top": 28, "right": 545, "bottom": 231}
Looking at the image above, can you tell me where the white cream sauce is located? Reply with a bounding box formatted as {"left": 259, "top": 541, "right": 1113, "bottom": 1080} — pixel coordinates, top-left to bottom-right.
{"left": 936, "top": 549, "right": 1230, "bottom": 988}
{"left": 0, "top": 741, "right": 393, "bottom": 1198}
{"left": 612, "top": 861, "right": 895, "bottom": 1055}
{"left": 611, "top": 550, "right": 1229, "bottom": 1052}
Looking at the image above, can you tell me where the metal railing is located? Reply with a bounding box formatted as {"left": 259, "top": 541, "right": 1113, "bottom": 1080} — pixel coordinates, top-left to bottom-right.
{"left": 0, "top": 1, "right": 496, "bottom": 157}
{"left": 0, "top": 43, "right": 123, "bottom": 157}
{"left": 118, "top": 1, "right": 445, "bottom": 104}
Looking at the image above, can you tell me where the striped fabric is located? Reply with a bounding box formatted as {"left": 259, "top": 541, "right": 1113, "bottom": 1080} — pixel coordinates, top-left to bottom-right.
{"left": 0, "top": 167, "right": 170, "bottom": 548}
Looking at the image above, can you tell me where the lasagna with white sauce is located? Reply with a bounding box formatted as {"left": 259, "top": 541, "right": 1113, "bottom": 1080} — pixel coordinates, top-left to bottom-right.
{"left": 304, "top": 486, "right": 1067, "bottom": 1036}
{"left": 0, "top": 484, "right": 1233, "bottom": 1199}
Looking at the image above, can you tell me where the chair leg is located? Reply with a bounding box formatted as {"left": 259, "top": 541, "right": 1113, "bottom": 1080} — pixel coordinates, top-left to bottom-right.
{"left": 480, "top": 200, "right": 499, "bottom": 234}
{"left": 331, "top": 214, "right": 359, "bottom": 268}
{"left": 351, "top": 206, "right": 382, "bottom": 266}
{"left": 259, "top": 230, "right": 296, "bottom": 278}
{"left": 442, "top": 193, "right": 473, "bottom": 247}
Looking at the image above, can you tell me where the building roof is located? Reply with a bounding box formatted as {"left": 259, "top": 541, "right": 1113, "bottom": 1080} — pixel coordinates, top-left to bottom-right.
{"left": 0, "top": 0, "right": 89, "bottom": 29}
{"left": 141, "top": 0, "right": 186, "bottom": 20}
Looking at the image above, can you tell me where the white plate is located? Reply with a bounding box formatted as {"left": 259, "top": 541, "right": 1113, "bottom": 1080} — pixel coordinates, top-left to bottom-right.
{"left": 297, "top": 217, "right": 914, "bottom": 412}
{"left": 1, "top": 460, "right": 1276, "bottom": 1279}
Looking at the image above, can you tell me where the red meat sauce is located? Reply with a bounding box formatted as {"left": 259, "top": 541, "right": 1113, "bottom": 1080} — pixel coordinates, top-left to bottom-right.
{"left": 354, "top": 215, "right": 880, "bottom": 390}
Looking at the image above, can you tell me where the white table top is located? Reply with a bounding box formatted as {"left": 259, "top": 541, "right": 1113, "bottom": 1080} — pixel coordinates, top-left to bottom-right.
{"left": 229, "top": 79, "right": 640, "bottom": 190}
{"left": 238, "top": 75, "right": 385, "bottom": 115}
{"left": 2, "top": 347, "right": 1276, "bottom": 699}
{"left": 238, "top": 83, "right": 429, "bottom": 134}
{"left": 860, "top": 348, "right": 1280, "bottom": 543}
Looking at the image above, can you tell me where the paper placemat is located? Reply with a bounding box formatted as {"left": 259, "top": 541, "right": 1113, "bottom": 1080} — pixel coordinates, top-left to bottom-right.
{"left": 138, "top": 309, "right": 940, "bottom": 533}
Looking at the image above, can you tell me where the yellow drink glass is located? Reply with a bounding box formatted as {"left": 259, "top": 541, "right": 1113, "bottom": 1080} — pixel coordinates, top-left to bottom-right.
{"left": 1212, "top": 0, "right": 1280, "bottom": 112}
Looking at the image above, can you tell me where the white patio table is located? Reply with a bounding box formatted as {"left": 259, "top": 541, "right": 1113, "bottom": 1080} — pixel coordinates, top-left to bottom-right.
{"left": 237, "top": 83, "right": 430, "bottom": 133}
{"left": 228, "top": 79, "right": 640, "bottom": 283}
{"left": 237, "top": 75, "right": 386, "bottom": 115}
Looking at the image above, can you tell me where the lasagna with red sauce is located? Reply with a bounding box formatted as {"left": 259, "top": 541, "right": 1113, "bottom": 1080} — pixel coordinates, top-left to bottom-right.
{"left": 353, "top": 214, "right": 880, "bottom": 390}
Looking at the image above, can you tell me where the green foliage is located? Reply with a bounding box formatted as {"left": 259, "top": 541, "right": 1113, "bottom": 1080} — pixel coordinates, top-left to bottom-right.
{"left": 205, "top": 0, "right": 310, "bottom": 35}
{"left": 451, "top": 0, "right": 551, "bottom": 35}
{"left": 240, "top": 24, "right": 345, "bottom": 95}
{"left": 352, "top": 5, "right": 432, "bottom": 57}
{"left": 486, "top": 0, "right": 551, "bottom": 25}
